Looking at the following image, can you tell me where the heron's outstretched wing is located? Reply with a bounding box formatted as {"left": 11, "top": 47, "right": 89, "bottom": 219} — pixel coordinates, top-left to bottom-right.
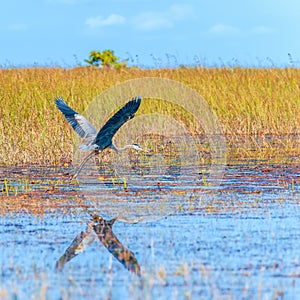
{"left": 55, "top": 97, "right": 97, "bottom": 141}
{"left": 95, "top": 97, "right": 142, "bottom": 149}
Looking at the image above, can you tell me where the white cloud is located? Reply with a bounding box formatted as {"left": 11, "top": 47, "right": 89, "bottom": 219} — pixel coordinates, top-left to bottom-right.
{"left": 133, "top": 4, "right": 194, "bottom": 31}
{"left": 84, "top": 4, "right": 194, "bottom": 32}
{"left": 209, "top": 23, "right": 240, "bottom": 35}
{"left": 86, "top": 14, "right": 126, "bottom": 28}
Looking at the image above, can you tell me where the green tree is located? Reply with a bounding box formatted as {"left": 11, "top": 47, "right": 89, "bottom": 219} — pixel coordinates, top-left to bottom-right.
{"left": 85, "top": 49, "right": 127, "bottom": 70}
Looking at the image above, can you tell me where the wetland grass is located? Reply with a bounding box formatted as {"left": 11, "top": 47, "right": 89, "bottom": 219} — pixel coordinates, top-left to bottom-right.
{"left": 0, "top": 67, "right": 299, "bottom": 166}
{"left": 1, "top": 67, "right": 299, "bottom": 300}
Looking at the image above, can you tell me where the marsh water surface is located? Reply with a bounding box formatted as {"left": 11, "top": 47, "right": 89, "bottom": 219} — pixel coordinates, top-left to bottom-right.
{"left": 0, "top": 158, "right": 299, "bottom": 299}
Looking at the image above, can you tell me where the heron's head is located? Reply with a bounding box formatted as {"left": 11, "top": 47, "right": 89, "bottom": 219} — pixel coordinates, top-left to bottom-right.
{"left": 131, "top": 144, "right": 153, "bottom": 154}
{"left": 132, "top": 143, "right": 144, "bottom": 151}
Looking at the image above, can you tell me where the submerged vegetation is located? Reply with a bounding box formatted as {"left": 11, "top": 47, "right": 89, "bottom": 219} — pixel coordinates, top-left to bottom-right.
{"left": 0, "top": 67, "right": 299, "bottom": 165}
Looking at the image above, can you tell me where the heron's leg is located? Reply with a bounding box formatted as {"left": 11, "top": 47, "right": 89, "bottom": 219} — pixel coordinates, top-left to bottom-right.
{"left": 72, "top": 150, "right": 97, "bottom": 179}
{"left": 94, "top": 150, "right": 101, "bottom": 167}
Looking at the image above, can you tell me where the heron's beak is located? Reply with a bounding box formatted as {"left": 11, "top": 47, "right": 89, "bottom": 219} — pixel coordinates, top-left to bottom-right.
{"left": 135, "top": 144, "right": 153, "bottom": 154}
{"left": 143, "top": 148, "right": 154, "bottom": 155}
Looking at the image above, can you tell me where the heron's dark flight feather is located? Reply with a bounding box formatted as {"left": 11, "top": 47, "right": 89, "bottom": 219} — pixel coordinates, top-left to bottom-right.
{"left": 95, "top": 96, "right": 141, "bottom": 150}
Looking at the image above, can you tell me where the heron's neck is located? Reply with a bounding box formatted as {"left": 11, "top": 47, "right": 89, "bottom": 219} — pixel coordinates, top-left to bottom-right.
{"left": 111, "top": 143, "right": 135, "bottom": 152}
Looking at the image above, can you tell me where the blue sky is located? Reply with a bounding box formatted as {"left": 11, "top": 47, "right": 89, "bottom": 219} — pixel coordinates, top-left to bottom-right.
{"left": 1, "top": 0, "right": 300, "bottom": 67}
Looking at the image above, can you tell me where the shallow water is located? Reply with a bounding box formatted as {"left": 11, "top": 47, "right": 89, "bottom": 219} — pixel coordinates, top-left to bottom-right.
{"left": 0, "top": 160, "right": 299, "bottom": 299}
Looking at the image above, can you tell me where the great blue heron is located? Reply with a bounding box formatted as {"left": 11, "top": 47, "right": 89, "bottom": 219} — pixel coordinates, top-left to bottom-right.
{"left": 55, "top": 96, "right": 143, "bottom": 178}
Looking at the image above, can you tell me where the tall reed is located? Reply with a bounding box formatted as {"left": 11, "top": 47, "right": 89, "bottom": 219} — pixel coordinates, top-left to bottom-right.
{"left": 0, "top": 67, "right": 299, "bottom": 165}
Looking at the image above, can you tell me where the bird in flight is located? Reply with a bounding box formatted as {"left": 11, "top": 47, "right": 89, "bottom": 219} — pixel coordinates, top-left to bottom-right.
{"left": 55, "top": 96, "right": 143, "bottom": 178}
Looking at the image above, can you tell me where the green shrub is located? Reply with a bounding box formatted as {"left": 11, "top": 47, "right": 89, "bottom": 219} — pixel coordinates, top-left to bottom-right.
{"left": 85, "top": 49, "right": 127, "bottom": 70}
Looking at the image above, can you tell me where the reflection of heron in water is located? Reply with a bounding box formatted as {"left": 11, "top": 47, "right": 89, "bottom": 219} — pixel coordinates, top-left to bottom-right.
{"left": 55, "top": 214, "right": 141, "bottom": 276}
{"left": 55, "top": 97, "right": 144, "bottom": 179}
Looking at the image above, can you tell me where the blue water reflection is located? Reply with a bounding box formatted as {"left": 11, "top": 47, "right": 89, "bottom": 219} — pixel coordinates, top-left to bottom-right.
{"left": 0, "top": 162, "right": 299, "bottom": 299}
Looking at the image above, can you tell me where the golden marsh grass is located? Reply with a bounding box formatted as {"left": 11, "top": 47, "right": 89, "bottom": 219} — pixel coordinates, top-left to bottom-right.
{"left": 0, "top": 67, "right": 299, "bottom": 165}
